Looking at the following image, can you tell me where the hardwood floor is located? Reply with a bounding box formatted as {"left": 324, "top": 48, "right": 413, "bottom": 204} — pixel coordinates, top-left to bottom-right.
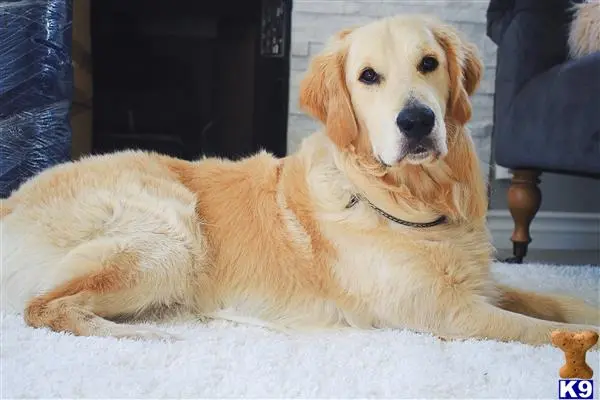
{"left": 495, "top": 249, "right": 599, "bottom": 266}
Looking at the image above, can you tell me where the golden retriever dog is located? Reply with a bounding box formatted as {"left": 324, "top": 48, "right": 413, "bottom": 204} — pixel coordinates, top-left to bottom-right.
{"left": 1, "top": 15, "right": 598, "bottom": 345}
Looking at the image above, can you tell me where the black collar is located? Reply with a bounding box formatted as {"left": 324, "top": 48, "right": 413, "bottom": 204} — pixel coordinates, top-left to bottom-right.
{"left": 345, "top": 194, "right": 447, "bottom": 228}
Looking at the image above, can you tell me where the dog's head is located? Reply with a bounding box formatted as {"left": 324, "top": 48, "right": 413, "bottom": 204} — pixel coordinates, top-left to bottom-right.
{"left": 299, "top": 15, "right": 483, "bottom": 167}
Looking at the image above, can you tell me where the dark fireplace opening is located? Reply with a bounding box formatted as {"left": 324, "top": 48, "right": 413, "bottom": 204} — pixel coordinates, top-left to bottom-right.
{"left": 90, "top": 0, "right": 291, "bottom": 161}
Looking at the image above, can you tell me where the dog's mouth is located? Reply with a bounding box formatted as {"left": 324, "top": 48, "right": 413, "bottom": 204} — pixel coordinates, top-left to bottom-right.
{"left": 404, "top": 140, "right": 438, "bottom": 164}
{"left": 375, "top": 139, "right": 441, "bottom": 167}
{"left": 405, "top": 150, "right": 434, "bottom": 163}
{"left": 411, "top": 144, "right": 429, "bottom": 155}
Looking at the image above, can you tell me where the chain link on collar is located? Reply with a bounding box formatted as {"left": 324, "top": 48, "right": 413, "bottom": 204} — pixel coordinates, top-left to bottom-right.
{"left": 345, "top": 193, "right": 447, "bottom": 228}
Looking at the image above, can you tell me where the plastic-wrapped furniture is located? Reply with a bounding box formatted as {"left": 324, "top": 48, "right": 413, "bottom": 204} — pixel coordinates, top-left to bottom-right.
{"left": 0, "top": 0, "right": 73, "bottom": 198}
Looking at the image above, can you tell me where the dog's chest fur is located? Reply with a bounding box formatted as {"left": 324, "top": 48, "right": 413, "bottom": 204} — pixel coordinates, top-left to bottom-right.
{"left": 270, "top": 137, "right": 495, "bottom": 330}
{"left": 321, "top": 220, "right": 493, "bottom": 330}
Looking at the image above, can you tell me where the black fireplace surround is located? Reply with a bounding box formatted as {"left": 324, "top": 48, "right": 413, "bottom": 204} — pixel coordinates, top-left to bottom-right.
{"left": 91, "top": 0, "right": 292, "bottom": 160}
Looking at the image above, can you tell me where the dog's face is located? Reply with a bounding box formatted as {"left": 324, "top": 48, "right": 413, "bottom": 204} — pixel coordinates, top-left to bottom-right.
{"left": 300, "top": 15, "right": 482, "bottom": 167}
{"left": 345, "top": 19, "right": 453, "bottom": 166}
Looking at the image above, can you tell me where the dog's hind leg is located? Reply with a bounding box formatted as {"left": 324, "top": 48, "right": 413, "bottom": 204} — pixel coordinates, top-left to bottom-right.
{"left": 495, "top": 284, "right": 600, "bottom": 325}
{"left": 24, "top": 238, "right": 181, "bottom": 340}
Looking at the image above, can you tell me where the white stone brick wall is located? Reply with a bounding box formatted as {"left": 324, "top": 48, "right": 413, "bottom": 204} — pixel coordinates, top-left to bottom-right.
{"left": 286, "top": 0, "right": 496, "bottom": 177}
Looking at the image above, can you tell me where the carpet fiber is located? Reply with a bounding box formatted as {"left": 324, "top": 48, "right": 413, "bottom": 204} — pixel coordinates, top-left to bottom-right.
{"left": 2, "top": 262, "right": 599, "bottom": 398}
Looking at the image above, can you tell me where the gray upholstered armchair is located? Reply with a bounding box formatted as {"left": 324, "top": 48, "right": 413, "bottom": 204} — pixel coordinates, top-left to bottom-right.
{"left": 486, "top": 0, "right": 600, "bottom": 263}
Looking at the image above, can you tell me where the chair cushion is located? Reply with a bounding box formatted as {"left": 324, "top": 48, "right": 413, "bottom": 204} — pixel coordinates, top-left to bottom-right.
{"left": 493, "top": 52, "right": 600, "bottom": 175}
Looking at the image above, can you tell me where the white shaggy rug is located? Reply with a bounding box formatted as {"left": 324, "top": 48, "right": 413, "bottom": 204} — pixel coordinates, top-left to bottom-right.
{"left": 2, "top": 262, "right": 599, "bottom": 399}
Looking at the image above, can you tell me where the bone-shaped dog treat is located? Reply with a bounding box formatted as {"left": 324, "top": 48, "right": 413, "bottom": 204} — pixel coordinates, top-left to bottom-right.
{"left": 551, "top": 330, "right": 598, "bottom": 379}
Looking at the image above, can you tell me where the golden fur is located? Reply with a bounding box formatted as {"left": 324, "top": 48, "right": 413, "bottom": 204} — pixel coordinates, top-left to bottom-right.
{"left": 1, "top": 15, "right": 598, "bottom": 344}
{"left": 569, "top": 1, "right": 600, "bottom": 59}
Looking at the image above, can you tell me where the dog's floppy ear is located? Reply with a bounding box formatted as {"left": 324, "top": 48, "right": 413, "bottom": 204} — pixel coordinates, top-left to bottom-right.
{"left": 433, "top": 24, "right": 483, "bottom": 125}
{"left": 299, "top": 28, "right": 358, "bottom": 149}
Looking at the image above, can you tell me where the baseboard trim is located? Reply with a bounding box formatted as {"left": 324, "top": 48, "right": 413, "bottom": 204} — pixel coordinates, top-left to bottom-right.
{"left": 487, "top": 210, "right": 600, "bottom": 251}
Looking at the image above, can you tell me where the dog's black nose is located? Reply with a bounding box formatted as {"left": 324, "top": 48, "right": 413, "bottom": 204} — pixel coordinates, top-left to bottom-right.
{"left": 396, "top": 104, "right": 435, "bottom": 140}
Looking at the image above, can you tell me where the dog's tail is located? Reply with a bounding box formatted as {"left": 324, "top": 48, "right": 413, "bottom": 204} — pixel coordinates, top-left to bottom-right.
{"left": 495, "top": 284, "right": 599, "bottom": 325}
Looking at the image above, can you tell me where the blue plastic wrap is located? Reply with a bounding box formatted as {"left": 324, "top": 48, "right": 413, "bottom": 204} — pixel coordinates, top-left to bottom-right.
{"left": 0, "top": 0, "right": 73, "bottom": 198}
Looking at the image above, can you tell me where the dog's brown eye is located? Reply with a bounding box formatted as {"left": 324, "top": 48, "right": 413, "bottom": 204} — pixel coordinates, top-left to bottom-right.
{"left": 418, "top": 56, "right": 439, "bottom": 73}
{"left": 359, "top": 68, "right": 380, "bottom": 85}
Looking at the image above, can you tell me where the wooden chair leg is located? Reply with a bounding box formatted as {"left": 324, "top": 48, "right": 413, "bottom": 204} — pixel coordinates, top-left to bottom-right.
{"left": 505, "top": 169, "right": 542, "bottom": 264}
